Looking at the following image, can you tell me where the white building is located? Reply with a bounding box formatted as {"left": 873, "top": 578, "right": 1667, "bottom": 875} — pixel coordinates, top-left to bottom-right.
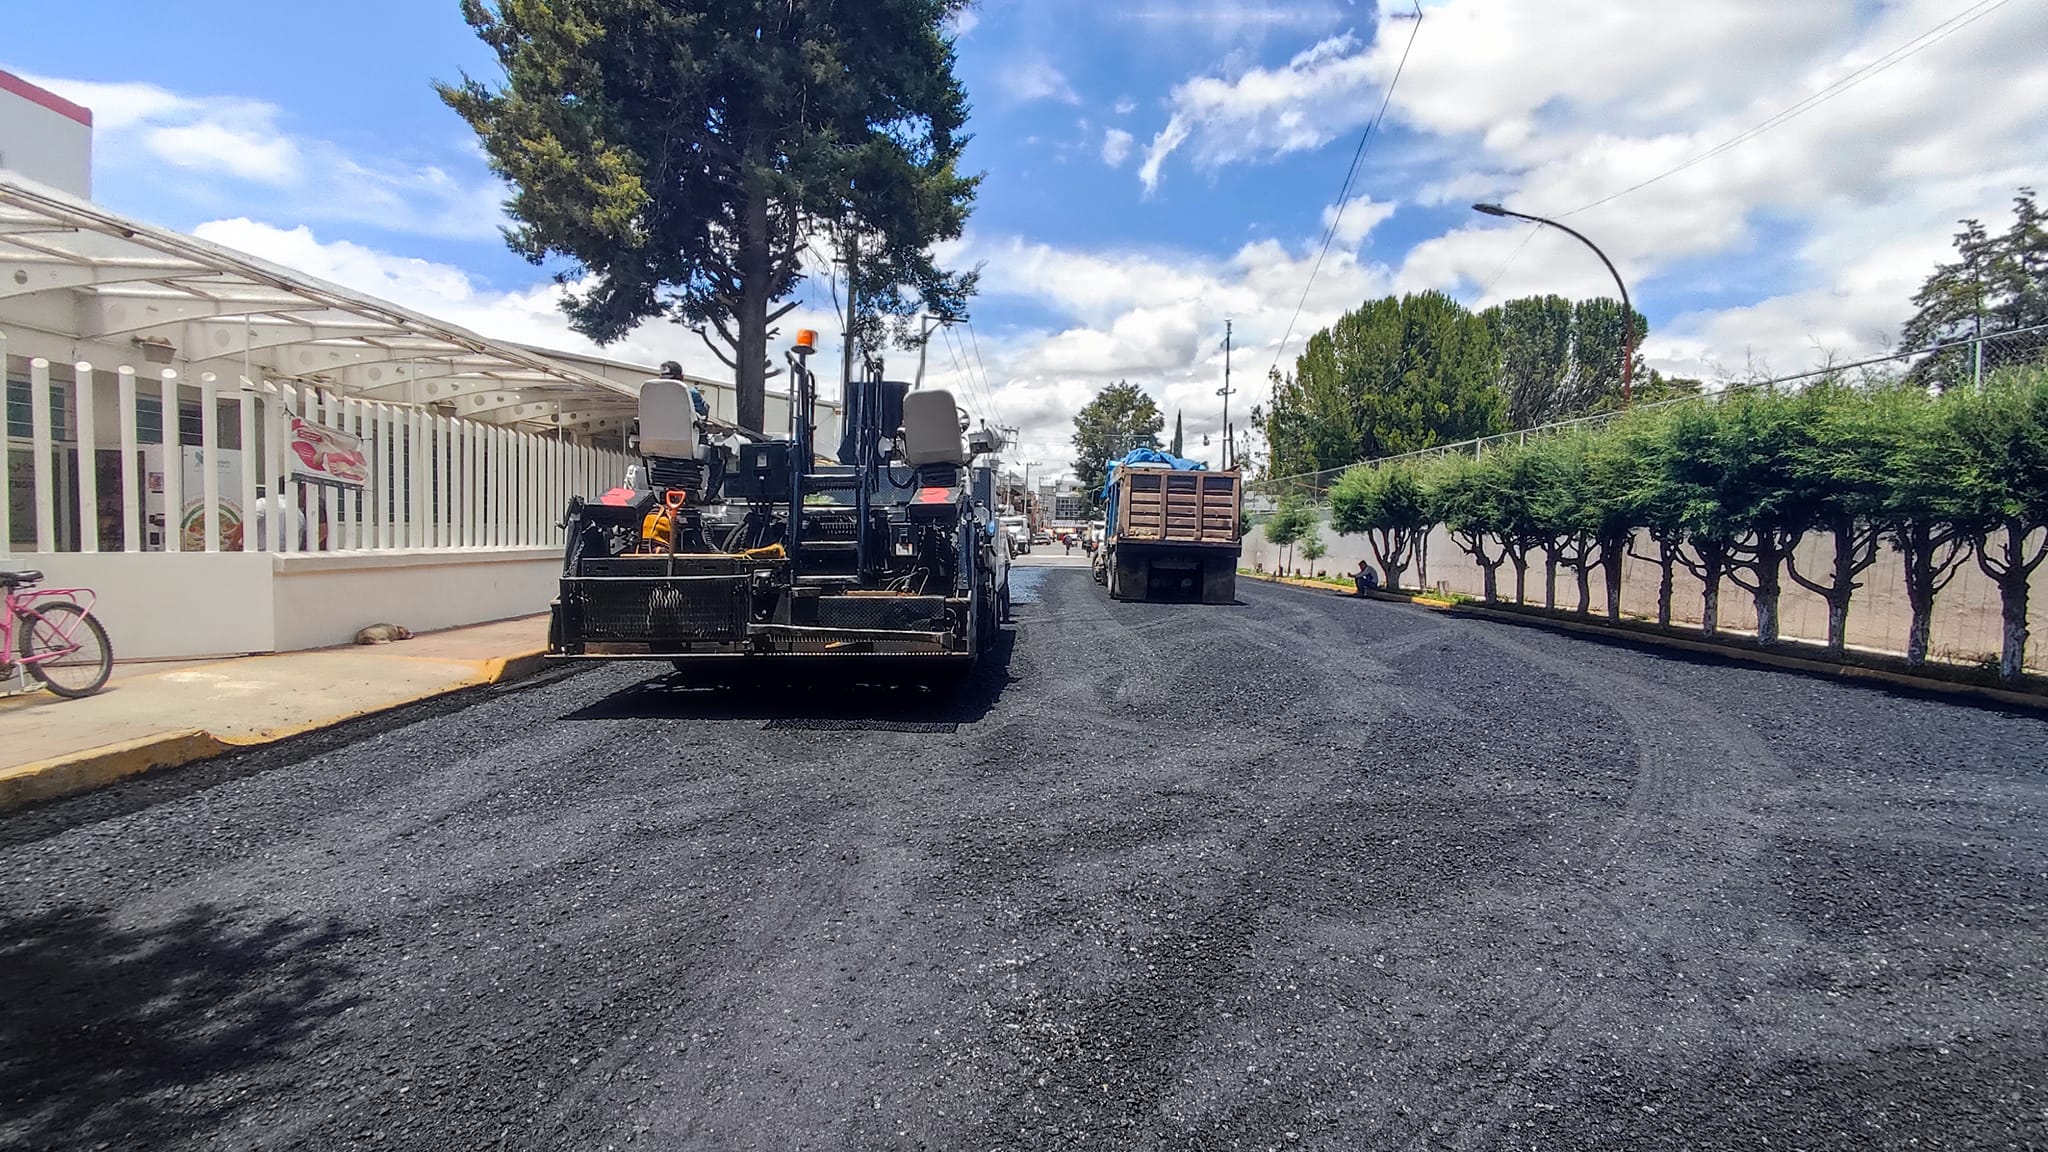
{"left": 0, "top": 72, "right": 838, "bottom": 660}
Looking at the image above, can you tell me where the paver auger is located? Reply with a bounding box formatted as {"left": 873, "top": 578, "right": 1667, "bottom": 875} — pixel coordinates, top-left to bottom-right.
{"left": 547, "top": 332, "right": 1008, "bottom": 680}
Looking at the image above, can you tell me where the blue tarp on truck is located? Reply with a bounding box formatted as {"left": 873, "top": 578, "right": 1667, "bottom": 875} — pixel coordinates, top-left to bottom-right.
{"left": 1100, "top": 449, "right": 1207, "bottom": 530}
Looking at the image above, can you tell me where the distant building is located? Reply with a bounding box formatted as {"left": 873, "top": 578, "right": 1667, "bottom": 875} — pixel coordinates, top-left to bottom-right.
{"left": 1054, "top": 491, "right": 1089, "bottom": 524}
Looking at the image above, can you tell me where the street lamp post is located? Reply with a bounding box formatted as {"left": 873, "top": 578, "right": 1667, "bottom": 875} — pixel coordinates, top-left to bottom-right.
{"left": 1473, "top": 203, "right": 1635, "bottom": 407}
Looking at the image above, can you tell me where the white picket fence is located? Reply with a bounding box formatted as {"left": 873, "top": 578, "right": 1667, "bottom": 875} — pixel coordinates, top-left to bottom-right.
{"left": 3, "top": 331, "right": 631, "bottom": 558}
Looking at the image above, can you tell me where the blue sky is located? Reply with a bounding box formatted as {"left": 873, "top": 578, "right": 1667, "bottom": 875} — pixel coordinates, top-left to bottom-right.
{"left": 9, "top": 0, "right": 2046, "bottom": 476}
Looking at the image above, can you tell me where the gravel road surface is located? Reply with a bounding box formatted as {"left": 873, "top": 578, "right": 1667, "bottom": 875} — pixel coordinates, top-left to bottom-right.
{"left": 3, "top": 569, "right": 2043, "bottom": 1150}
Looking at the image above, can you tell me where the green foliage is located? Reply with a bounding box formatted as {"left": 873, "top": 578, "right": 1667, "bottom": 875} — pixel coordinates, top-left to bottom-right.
{"left": 439, "top": 0, "right": 979, "bottom": 430}
{"left": 1072, "top": 381, "right": 1164, "bottom": 504}
{"left": 1267, "top": 291, "right": 1506, "bottom": 479}
{"left": 1480, "top": 295, "right": 1650, "bottom": 428}
{"left": 1414, "top": 372, "right": 2048, "bottom": 678}
{"left": 1903, "top": 188, "right": 2048, "bottom": 385}
{"left": 1330, "top": 461, "right": 1432, "bottom": 590}
{"left": 1299, "top": 530, "right": 1328, "bottom": 564}
{"left": 1481, "top": 295, "right": 1572, "bottom": 429}
{"left": 1263, "top": 498, "right": 1315, "bottom": 549}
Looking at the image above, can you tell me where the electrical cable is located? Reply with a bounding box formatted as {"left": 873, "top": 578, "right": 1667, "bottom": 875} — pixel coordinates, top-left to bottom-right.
{"left": 1473, "top": 222, "right": 1543, "bottom": 302}
{"left": 937, "top": 323, "right": 979, "bottom": 420}
{"left": 1267, "top": 1, "right": 1424, "bottom": 381}
{"left": 1559, "top": 0, "right": 2015, "bottom": 218}
{"left": 963, "top": 319, "right": 1006, "bottom": 428}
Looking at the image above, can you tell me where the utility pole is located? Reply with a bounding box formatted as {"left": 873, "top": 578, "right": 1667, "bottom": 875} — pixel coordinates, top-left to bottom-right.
{"left": 911, "top": 311, "right": 957, "bottom": 391}
{"left": 998, "top": 425, "right": 1021, "bottom": 513}
{"left": 1217, "top": 319, "right": 1235, "bottom": 470}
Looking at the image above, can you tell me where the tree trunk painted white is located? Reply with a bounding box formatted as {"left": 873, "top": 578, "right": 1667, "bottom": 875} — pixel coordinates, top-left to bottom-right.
{"left": 1825, "top": 600, "right": 1850, "bottom": 658}
{"left": 1905, "top": 587, "right": 1933, "bottom": 666}
{"left": 1999, "top": 581, "right": 2029, "bottom": 683}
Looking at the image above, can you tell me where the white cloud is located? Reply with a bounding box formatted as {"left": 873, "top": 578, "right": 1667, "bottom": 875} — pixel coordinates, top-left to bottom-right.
{"left": 1114, "top": 99, "right": 1138, "bottom": 116}
{"left": 1320, "top": 195, "right": 1396, "bottom": 248}
{"left": 145, "top": 122, "right": 302, "bottom": 184}
{"left": 1101, "top": 128, "right": 1135, "bottom": 168}
{"left": 1118, "top": 1, "right": 1346, "bottom": 44}
{"left": 1119, "top": 0, "right": 2048, "bottom": 378}
{"left": 946, "top": 8, "right": 980, "bottom": 37}
{"left": 932, "top": 221, "right": 1400, "bottom": 476}
{"left": 23, "top": 71, "right": 507, "bottom": 240}
{"left": 188, "top": 218, "right": 850, "bottom": 392}
{"left": 995, "top": 54, "right": 1080, "bottom": 105}
{"left": 1140, "top": 32, "right": 1377, "bottom": 192}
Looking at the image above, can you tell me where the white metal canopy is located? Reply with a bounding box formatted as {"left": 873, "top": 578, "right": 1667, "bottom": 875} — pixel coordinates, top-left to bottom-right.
{"left": 0, "top": 171, "right": 642, "bottom": 434}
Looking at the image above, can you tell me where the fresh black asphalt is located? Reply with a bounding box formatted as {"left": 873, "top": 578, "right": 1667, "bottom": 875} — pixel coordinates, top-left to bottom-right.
{"left": 2, "top": 568, "right": 2043, "bottom": 1150}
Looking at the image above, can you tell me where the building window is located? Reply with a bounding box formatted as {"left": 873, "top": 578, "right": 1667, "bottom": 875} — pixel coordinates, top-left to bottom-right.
{"left": 5, "top": 377, "right": 73, "bottom": 442}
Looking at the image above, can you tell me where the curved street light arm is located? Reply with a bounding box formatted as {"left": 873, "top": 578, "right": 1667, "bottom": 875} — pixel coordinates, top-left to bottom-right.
{"left": 1473, "top": 203, "right": 1635, "bottom": 405}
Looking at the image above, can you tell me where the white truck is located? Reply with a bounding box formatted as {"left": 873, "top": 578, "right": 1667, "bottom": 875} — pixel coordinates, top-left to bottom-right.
{"left": 999, "top": 514, "right": 1031, "bottom": 556}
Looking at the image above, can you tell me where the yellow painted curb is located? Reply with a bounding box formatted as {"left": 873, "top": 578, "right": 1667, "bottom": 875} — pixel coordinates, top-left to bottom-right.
{"left": 0, "top": 729, "right": 231, "bottom": 811}
{"left": 0, "top": 647, "right": 554, "bottom": 812}
{"left": 483, "top": 650, "right": 551, "bottom": 685}
{"left": 1242, "top": 571, "right": 1456, "bottom": 608}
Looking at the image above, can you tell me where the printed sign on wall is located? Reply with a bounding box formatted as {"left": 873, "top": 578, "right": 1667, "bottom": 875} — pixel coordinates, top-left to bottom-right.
{"left": 287, "top": 417, "right": 369, "bottom": 490}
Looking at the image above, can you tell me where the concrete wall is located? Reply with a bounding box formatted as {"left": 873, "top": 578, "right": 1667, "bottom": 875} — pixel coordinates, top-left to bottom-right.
{"left": 0, "top": 73, "right": 92, "bottom": 199}
{"left": 270, "top": 548, "right": 558, "bottom": 652}
{"left": 1243, "top": 515, "right": 2048, "bottom": 672}
{"left": 11, "top": 550, "right": 274, "bottom": 659}
{"left": 1, "top": 547, "right": 558, "bottom": 660}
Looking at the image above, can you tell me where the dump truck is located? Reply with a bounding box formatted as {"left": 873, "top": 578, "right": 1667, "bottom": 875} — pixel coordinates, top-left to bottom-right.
{"left": 1094, "top": 451, "right": 1241, "bottom": 604}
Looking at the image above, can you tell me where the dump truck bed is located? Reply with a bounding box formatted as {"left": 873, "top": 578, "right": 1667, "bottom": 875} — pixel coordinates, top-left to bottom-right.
{"left": 1104, "top": 467, "right": 1241, "bottom": 603}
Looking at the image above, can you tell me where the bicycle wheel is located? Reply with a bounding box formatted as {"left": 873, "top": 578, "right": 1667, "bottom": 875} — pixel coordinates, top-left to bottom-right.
{"left": 18, "top": 602, "right": 114, "bottom": 698}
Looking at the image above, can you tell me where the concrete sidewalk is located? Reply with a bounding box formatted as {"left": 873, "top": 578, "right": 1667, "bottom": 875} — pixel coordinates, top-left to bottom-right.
{"left": 0, "top": 614, "right": 552, "bottom": 810}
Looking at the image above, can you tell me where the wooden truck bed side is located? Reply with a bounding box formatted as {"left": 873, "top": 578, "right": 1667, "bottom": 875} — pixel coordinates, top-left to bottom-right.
{"left": 1114, "top": 468, "right": 1241, "bottom": 545}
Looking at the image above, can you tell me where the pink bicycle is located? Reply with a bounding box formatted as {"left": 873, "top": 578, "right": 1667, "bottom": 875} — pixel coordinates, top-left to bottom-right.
{"left": 2, "top": 570, "right": 113, "bottom": 698}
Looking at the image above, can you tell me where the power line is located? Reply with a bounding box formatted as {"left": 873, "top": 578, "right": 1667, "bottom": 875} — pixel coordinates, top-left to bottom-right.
{"left": 940, "top": 321, "right": 997, "bottom": 427}
{"left": 1560, "top": 0, "right": 2015, "bottom": 218}
{"left": 1267, "top": 1, "right": 1425, "bottom": 381}
{"left": 963, "top": 319, "right": 1005, "bottom": 428}
{"left": 1474, "top": 221, "right": 1542, "bottom": 302}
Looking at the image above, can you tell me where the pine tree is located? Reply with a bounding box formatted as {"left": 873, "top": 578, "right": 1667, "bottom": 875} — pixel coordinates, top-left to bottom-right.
{"left": 439, "top": 0, "right": 979, "bottom": 431}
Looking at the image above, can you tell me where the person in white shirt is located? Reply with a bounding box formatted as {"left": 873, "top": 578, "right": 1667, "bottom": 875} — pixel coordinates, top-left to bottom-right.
{"left": 248, "top": 491, "right": 308, "bottom": 551}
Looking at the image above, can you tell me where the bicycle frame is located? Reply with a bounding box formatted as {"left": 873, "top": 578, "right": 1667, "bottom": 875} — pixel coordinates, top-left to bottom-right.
{"left": 2, "top": 587, "right": 97, "bottom": 668}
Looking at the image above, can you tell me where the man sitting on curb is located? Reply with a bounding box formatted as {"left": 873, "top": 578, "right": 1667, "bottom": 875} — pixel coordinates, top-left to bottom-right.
{"left": 1353, "top": 559, "right": 1380, "bottom": 597}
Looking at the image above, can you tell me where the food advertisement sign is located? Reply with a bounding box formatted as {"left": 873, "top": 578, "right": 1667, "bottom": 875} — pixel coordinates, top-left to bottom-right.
{"left": 287, "top": 417, "right": 369, "bottom": 490}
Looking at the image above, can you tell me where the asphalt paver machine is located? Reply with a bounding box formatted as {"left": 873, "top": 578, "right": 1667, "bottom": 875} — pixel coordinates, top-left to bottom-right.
{"left": 547, "top": 332, "right": 1007, "bottom": 680}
